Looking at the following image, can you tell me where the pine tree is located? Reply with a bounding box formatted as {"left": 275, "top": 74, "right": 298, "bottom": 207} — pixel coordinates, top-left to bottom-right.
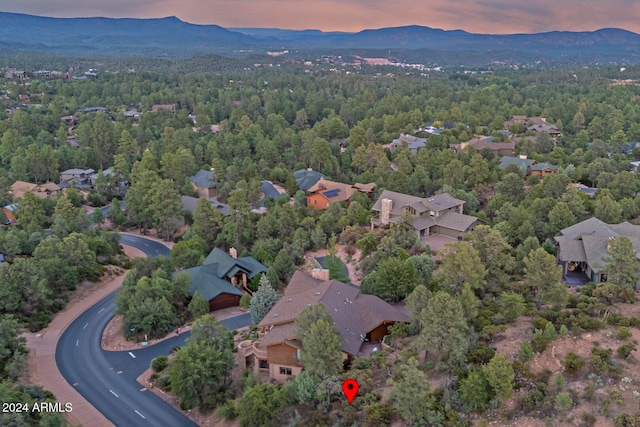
{"left": 249, "top": 275, "right": 280, "bottom": 324}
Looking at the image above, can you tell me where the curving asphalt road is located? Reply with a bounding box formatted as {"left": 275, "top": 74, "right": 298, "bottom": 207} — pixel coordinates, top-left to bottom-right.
{"left": 55, "top": 234, "right": 251, "bottom": 426}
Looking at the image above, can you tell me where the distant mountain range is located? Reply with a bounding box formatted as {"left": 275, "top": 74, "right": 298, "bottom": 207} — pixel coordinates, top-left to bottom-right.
{"left": 1, "top": 12, "right": 640, "bottom": 65}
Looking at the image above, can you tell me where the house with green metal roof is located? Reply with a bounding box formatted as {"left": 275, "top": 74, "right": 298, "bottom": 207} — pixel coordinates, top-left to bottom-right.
{"left": 181, "top": 247, "right": 267, "bottom": 311}
{"left": 498, "top": 156, "right": 557, "bottom": 177}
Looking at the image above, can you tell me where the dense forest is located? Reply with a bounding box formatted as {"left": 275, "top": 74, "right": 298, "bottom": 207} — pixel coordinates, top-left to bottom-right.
{"left": 3, "top": 60, "right": 640, "bottom": 426}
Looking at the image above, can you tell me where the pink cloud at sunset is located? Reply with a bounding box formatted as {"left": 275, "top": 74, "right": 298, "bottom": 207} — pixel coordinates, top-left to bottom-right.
{"left": 1, "top": 0, "right": 639, "bottom": 34}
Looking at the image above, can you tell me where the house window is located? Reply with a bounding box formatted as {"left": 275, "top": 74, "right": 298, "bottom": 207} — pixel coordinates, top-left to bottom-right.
{"left": 296, "top": 349, "right": 302, "bottom": 364}
{"left": 279, "top": 367, "right": 292, "bottom": 376}
{"left": 259, "top": 360, "right": 269, "bottom": 369}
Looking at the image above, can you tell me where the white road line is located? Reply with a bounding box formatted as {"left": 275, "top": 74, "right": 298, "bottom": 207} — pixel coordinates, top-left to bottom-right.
{"left": 98, "top": 308, "right": 105, "bottom": 313}
{"left": 128, "top": 352, "right": 136, "bottom": 359}
{"left": 109, "top": 390, "right": 119, "bottom": 398}
{"left": 76, "top": 340, "right": 79, "bottom": 347}
{"left": 143, "top": 243, "right": 150, "bottom": 247}
{"left": 134, "top": 410, "right": 146, "bottom": 419}
{"left": 83, "top": 323, "right": 88, "bottom": 330}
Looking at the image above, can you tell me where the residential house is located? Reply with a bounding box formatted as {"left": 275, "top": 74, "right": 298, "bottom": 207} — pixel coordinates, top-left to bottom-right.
{"left": 527, "top": 122, "right": 562, "bottom": 138}
{"left": 573, "top": 183, "right": 598, "bottom": 198}
{"left": 181, "top": 248, "right": 267, "bottom": 311}
{"left": 631, "top": 161, "right": 640, "bottom": 174}
{"left": 306, "top": 178, "right": 375, "bottom": 210}
{"left": 294, "top": 168, "right": 326, "bottom": 191}
{"left": 498, "top": 156, "right": 558, "bottom": 177}
{"left": 257, "top": 181, "right": 289, "bottom": 208}
{"left": 620, "top": 141, "right": 640, "bottom": 155}
{"left": 181, "top": 195, "right": 230, "bottom": 217}
{"left": 10, "top": 181, "right": 61, "bottom": 200}
{"left": 554, "top": 217, "right": 640, "bottom": 285}
{"left": 2, "top": 204, "right": 18, "bottom": 223}
{"left": 243, "top": 269, "right": 409, "bottom": 381}
{"left": 189, "top": 169, "right": 218, "bottom": 198}
{"left": 390, "top": 134, "right": 427, "bottom": 156}
{"left": 371, "top": 190, "right": 478, "bottom": 239}
{"left": 89, "top": 169, "right": 129, "bottom": 192}
{"left": 5, "top": 104, "right": 28, "bottom": 116}
{"left": 151, "top": 104, "right": 176, "bottom": 113}
{"left": 58, "top": 168, "right": 95, "bottom": 189}
{"left": 449, "top": 136, "right": 515, "bottom": 156}
{"left": 77, "top": 107, "right": 108, "bottom": 114}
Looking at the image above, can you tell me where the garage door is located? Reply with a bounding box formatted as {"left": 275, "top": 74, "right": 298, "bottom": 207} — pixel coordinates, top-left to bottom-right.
{"left": 209, "top": 294, "right": 241, "bottom": 311}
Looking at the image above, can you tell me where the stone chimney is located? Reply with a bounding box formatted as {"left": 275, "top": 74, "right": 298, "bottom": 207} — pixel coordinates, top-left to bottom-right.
{"left": 381, "top": 198, "right": 393, "bottom": 225}
{"left": 229, "top": 247, "right": 238, "bottom": 259}
{"left": 519, "top": 154, "right": 528, "bottom": 160}
{"left": 311, "top": 268, "right": 330, "bottom": 281}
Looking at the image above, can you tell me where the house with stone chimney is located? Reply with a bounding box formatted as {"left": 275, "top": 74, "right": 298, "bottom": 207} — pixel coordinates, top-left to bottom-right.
{"left": 239, "top": 269, "right": 409, "bottom": 381}
{"left": 371, "top": 190, "right": 478, "bottom": 239}
{"left": 179, "top": 247, "right": 267, "bottom": 311}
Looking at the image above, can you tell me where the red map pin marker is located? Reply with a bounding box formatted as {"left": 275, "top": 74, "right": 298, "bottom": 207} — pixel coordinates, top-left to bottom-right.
{"left": 342, "top": 379, "right": 359, "bottom": 404}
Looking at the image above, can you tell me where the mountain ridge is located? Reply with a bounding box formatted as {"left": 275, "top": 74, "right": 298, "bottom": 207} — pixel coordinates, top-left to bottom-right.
{"left": 1, "top": 11, "right": 639, "bottom": 64}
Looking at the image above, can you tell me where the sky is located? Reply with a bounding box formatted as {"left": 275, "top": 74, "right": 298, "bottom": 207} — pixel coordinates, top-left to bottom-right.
{"left": 1, "top": 0, "right": 640, "bottom": 34}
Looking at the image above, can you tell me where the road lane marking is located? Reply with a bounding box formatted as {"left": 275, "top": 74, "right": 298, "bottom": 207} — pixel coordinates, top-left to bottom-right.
{"left": 76, "top": 340, "right": 79, "bottom": 347}
{"left": 143, "top": 243, "right": 150, "bottom": 247}
{"left": 98, "top": 308, "right": 105, "bottom": 313}
{"left": 83, "top": 323, "right": 88, "bottom": 330}
{"left": 134, "top": 410, "right": 146, "bottom": 419}
{"left": 129, "top": 352, "right": 136, "bottom": 359}
{"left": 109, "top": 390, "right": 119, "bottom": 398}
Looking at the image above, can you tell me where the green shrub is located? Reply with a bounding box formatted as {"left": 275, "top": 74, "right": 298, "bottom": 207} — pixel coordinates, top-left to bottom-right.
{"left": 555, "top": 392, "right": 573, "bottom": 414}
{"left": 365, "top": 403, "right": 394, "bottom": 427}
{"left": 617, "top": 326, "right": 632, "bottom": 341}
{"left": 518, "top": 341, "right": 534, "bottom": 362}
{"left": 467, "top": 343, "right": 496, "bottom": 365}
{"left": 581, "top": 412, "right": 597, "bottom": 427}
{"left": 531, "top": 333, "right": 549, "bottom": 353}
{"left": 563, "top": 352, "right": 585, "bottom": 375}
{"left": 239, "top": 293, "right": 251, "bottom": 309}
{"left": 217, "top": 403, "right": 237, "bottom": 420}
{"left": 156, "top": 373, "right": 171, "bottom": 390}
{"left": 151, "top": 355, "right": 168, "bottom": 372}
{"left": 617, "top": 343, "right": 637, "bottom": 359}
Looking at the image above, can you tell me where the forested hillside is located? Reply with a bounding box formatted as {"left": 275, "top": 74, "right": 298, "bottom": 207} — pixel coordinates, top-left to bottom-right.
{"left": 3, "top": 61, "right": 640, "bottom": 426}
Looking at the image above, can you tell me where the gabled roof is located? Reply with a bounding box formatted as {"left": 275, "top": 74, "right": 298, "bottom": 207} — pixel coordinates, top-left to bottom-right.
{"left": 61, "top": 168, "right": 95, "bottom": 175}
{"left": 308, "top": 178, "right": 355, "bottom": 203}
{"left": 555, "top": 218, "right": 640, "bottom": 273}
{"left": 390, "top": 134, "right": 427, "bottom": 150}
{"left": 190, "top": 169, "right": 217, "bottom": 189}
{"left": 436, "top": 211, "right": 478, "bottom": 232}
{"left": 258, "top": 181, "right": 289, "bottom": 207}
{"left": 259, "top": 270, "right": 409, "bottom": 356}
{"left": 498, "top": 156, "right": 536, "bottom": 170}
{"left": 181, "top": 195, "right": 230, "bottom": 217}
{"left": 294, "top": 169, "right": 326, "bottom": 191}
{"left": 180, "top": 247, "right": 266, "bottom": 301}
{"left": 372, "top": 190, "right": 465, "bottom": 215}
{"left": 202, "top": 248, "right": 266, "bottom": 280}
{"left": 181, "top": 266, "right": 244, "bottom": 301}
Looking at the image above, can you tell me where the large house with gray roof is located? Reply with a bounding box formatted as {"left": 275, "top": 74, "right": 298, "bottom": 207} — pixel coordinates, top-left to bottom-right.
{"left": 241, "top": 270, "right": 409, "bottom": 381}
{"left": 371, "top": 190, "right": 479, "bottom": 239}
{"left": 181, "top": 247, "right": 266, "bottom": 311}
{"left": 554, "top": 217, "right": 640, "bottom": 284}
{"left": 390, "top": 134, "right": 427, "bottom": 156}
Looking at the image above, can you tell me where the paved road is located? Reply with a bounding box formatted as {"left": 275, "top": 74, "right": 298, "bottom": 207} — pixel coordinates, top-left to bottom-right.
{"left": 55, "top": 234, "right": 251, "bottom": 426}
{"left": 120, "top": 234, "right": 170, "bottom": 257}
